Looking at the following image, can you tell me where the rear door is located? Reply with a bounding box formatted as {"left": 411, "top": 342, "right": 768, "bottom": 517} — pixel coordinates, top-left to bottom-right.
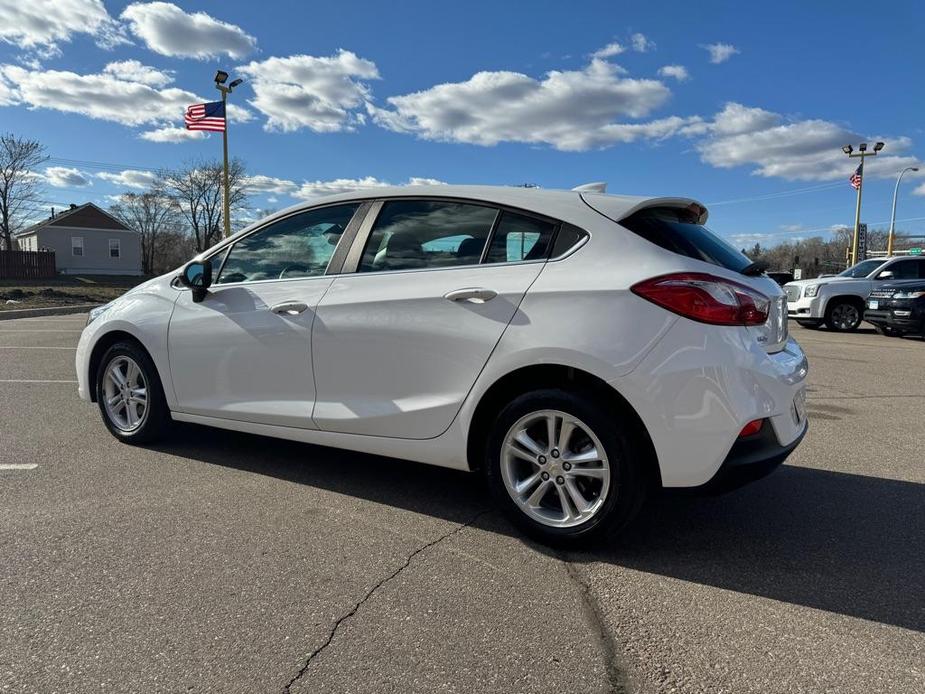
{"left": 311, "top": 199, "right": 559, "bottom": 439}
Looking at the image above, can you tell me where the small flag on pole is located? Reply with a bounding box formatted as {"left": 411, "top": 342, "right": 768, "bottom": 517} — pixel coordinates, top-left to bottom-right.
{"left": 184, "top": 101, "right": 226, "bottom": 132}
{"left": 849, "top": 162, "right": 863, "bottom": 190}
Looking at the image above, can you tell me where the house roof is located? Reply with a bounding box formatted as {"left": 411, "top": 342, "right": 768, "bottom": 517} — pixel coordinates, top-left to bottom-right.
{"left": 16, "top": 202, "right": 134, "bottom": 237}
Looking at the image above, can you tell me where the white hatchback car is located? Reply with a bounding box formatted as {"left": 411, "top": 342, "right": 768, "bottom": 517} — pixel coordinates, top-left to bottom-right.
{"left": 77, "top": 185, "right": 808, "bottom": 545}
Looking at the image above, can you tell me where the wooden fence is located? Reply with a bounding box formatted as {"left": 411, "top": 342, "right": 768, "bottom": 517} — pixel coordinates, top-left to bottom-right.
{"left": 0, "top": 250, "right": 57, "bottom": 280}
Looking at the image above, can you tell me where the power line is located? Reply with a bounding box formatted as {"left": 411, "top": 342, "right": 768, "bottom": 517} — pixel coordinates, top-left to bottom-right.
{"left": 705, "top": 181, "right": 846, "bottom": 206}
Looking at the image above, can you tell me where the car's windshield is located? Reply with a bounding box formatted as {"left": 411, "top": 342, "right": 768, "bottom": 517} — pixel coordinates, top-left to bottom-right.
{"left": 837, "top": 259, "right": 888, "bottom": 278}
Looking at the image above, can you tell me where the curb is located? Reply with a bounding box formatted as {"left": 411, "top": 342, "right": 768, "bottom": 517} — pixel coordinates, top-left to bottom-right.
{"left": 0, "top": 304, "right": 100, "bottom": 321}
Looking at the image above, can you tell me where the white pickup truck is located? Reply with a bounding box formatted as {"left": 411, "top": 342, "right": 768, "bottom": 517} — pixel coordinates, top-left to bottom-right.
{"left": 784, "top": 256, "right": 925, "bottom": 331}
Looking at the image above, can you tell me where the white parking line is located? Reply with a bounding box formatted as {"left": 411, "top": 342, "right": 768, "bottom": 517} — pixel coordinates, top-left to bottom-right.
{"left": 0, "top": 329, "right": 83, "bottom": 332}
{"left": 0, "top": 346, "right": 77, "bottom": 350}
{"left": 0, "top": 464, "right": 38, "bottom": 470}
{"left": 0, "top": 379, "right": 78, "bottom": 383}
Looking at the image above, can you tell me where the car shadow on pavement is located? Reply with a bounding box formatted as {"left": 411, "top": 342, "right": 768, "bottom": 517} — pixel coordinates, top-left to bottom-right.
{"left": 156, "top": 424, "right": 924, "bottom": 634}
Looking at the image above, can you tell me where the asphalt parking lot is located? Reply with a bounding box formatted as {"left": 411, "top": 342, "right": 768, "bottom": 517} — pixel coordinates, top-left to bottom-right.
{"left": 1, "top": 316, "right": 922, "bottom": 694}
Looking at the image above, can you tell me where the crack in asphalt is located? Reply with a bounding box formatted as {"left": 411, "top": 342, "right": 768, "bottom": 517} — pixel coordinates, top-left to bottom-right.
{"left": 560, "top": 555, "right": 629, "bottom": 694}
{"left": 283, "top": 509, "right": 491, "bottom": 693}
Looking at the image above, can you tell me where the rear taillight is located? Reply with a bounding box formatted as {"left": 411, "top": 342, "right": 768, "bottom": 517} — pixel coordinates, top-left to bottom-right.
{"left": 631, "top": 273, "right": 770, "bottom": 326}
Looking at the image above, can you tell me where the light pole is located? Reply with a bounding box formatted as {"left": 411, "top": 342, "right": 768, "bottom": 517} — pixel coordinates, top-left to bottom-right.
{"left": 887, "top": 166, "right": 919, "bottom": 256}
{"left": 842, "top": 141, "right": 884, "bottom": 265}
{"left": 214, "top": 70, "right": 244, "bottom": 238}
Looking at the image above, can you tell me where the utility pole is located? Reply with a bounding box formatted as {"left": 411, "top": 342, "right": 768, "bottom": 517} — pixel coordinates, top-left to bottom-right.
{"left": 887, "top": 166, "right": 919, "bottom": 256}
{"left": 842, "top": 142, "right": 884, "bottom": 266}
{"left": 214, "top": 71, "right": 244, "bottom": 238}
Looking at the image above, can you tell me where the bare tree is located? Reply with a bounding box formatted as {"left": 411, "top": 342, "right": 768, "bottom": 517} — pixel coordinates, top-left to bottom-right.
{"left": 159, "top": 158, "right": 248, "bottom": 252}
{"left": 109, "top": 188, "right": 183, "bottom": 275}
{"left": 0, "top": 134, "right": 48, "bottom": 250}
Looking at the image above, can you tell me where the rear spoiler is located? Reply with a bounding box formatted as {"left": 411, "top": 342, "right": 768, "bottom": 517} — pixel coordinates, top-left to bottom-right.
{"left": 581, "top": 194, "right": 709, "bottom": 225}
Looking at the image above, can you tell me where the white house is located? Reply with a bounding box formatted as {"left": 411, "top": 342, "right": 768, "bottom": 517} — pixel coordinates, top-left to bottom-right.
{"left": 15, "top": 203, "right": 143, "bottom": 276}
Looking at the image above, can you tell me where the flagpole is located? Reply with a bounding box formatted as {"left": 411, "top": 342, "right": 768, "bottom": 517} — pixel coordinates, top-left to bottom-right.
{"left": 221, "top": 87, "right": 231, "bottom": 239}
{"left": 851, "top": 162, "right": 863, "bottom": 266}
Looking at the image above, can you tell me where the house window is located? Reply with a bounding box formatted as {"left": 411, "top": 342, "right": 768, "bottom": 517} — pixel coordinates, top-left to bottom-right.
{"left": 109, "top": 239, "right": 120, "bottom": 259}
{"left": 72, "top": 237, "right": 84, "bottom": 257}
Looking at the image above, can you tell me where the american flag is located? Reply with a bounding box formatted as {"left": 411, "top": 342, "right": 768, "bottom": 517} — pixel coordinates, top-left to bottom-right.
{"left": 184, "top": 101, "right": 226, "bottom": 132}
{"left": 850, "top": 162, "right": 863, "bottom": 190}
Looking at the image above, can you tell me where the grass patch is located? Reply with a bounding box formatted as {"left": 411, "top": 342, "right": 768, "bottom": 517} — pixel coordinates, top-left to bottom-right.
{"left": 0, "top": 275, "right": 149, "bottom": 310}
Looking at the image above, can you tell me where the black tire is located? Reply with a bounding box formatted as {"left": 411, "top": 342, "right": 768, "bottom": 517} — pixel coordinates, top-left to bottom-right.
{"left": 483, "top": 388, "right": 647, "bottom": 547}
{"left": 873, "top": 324, "right": 903, "bottom": 337}
{"left": 796, "top": 320, "right": 822, "bottom": 330}
{"left": 824, "top": 300, "right": 863, "bottom": 332}
{"left": 95, "top": 340, "right": 170, "bottom": 444}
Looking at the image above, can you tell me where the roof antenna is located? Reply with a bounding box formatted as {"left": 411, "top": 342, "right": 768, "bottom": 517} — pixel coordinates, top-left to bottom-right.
{"left": 571, "top": 182, "right": 607, "bottom": 194}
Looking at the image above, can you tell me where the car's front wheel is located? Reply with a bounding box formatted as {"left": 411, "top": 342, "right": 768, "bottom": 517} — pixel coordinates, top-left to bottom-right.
{"left": 484, "top": 389, "right": 646, "bottom": 546}
{"left": 95, "top": 341, "right": 170, "bottom": 444}
{"left": 825, "top": 300, "right": 863, "bottom": 332}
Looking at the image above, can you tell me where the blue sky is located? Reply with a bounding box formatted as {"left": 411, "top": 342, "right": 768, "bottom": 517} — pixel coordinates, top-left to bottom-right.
{"left": 2, "top": 0, "right": 924, "bottom": 248}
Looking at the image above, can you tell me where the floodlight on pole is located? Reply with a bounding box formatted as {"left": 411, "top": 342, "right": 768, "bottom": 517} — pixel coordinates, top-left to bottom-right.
{"left": 843, "top": 141, "right": 884, "bottom": 265}
{"left": 214, "top": 70, "right": 229, "bottom": 85}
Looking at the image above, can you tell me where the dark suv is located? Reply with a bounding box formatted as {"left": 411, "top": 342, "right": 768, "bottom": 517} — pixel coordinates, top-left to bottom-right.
{"left": 865, "top": 279, "right": 925, "bottom": 337}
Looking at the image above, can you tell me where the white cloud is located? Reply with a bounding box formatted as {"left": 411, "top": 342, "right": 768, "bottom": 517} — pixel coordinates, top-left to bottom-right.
{"left": 139, "top": 126, "right": 207, "bottom": 143}
{"left": 96, "top": 169, "right": 159, "bottom": 189}
{"left": 102, "top": 60, "right": 173, "bottom": 88}
{"left": 121, "top": 2, "right": 256, "bottom": 59}
{"left": 242, "top": 175, "right": 446, "bottom": 201}
{"left": 657, "top": 65, "right": 689, "bottom": 81}
{"left": 238, "top": 50, "right": 380, "bottom": 133}
{"left": 0, "top": 63, "right": 252, "bottom": 139}
{"left": 43, "top": 166, "right": 92, "bottom": 187}
{"left": 695, "top": 102, "right": 921, "bottom": 181}
{"left": 0, "top": 0, "right": 127, "bottom": 57}
{"left": 370, "top": 58, "right": 674, "bottom": 151}
{"left": 591, "top": 42, "right": 625, "bottom": 59}
{"left": 703, "top": 43, "right": 740, "bottom": 64}
{"left": 243, "top": 175, "right": 299, "bottom": 195}
{"left": 913, "top": 183, "right": 925, "bottom": 197}
{"left": 631, "top": 33, "right": 655, "bottom": 52}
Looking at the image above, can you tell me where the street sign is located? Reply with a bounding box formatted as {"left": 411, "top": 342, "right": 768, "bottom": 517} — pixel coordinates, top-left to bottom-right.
{"left": 857, "top": 223, "right": 868, "bottom": 261}
{"left": 793, "top": 268, "right": 803, "bottom": 280}
{"left": 908, "top": 247, "right": 923, "bottom": 256}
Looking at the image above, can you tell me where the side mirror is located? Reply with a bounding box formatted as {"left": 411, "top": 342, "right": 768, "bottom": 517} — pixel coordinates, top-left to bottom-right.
{"left": 876, "top": 270, "right": 894, "bottom": 281}
{"left": 179, "top": 259, "right": 212, "bottom": 303}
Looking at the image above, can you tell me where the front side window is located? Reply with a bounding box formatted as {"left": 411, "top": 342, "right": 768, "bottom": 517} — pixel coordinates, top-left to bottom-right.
{"left": 109, "top": 239, "right": 120, "bottom": 258}
{"left": 885, "top": 260, "right": 918, "bottom": 279}
{"left": 215, "top": 203, "right": 359, "bottom": 285}
{"left": 484, "top": 211, "right": 557, "bottom": 263}
{"left": 358, "top": 200, "right": 497, "bottom": 273}
{"left": 71, "top": 237, "right": 83, "bottom": 257}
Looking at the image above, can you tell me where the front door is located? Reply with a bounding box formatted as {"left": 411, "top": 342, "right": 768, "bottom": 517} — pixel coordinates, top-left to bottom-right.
{"left": 312, "top": 200, "right": 558, "bottom": 439}
{"left": 168, "top": 203, "right": 361, "bottom": 428}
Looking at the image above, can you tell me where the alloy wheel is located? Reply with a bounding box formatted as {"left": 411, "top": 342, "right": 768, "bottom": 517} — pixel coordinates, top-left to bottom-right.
{"left": 102, "top": 356, "right": 149, "bottom": 432}
{"left": 500, "top": 409, "right": 611, "bottom": 528}
{"left": 830, "top": 303, "right": 860, "bottom": 331}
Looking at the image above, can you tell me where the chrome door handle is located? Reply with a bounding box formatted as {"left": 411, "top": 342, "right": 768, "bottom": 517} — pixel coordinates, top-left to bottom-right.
{"left": 443, "top": 287, "right": 498, "bottom": 304}
{"left": 270, "top": 301, "right": 309, "bottom": 315}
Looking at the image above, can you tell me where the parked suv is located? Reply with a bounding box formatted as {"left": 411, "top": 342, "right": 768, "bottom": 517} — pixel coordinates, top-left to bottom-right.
{"left": 76, "top": 185, "right": 808, "bottom": 545}
{"left": 785, "top": 256, "right": 925, "bottom": 331}
{"left": 865, "top": 279, "right": 925, "bottom": 337}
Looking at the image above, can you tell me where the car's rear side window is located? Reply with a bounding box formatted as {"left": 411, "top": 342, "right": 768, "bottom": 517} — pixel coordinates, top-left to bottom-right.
{"left": 620, "top": 207, "right": 752, "bottom": 273}
{"left": 484, "top": 211, "right": 557, "bottom": 264}
{"left": 358, "top": 200, "right": 498, "bottom": 272}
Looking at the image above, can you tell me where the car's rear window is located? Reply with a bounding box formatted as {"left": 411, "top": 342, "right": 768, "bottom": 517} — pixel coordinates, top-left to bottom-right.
{"left": 620, "top": 206, "right": 753, "bottom": 273}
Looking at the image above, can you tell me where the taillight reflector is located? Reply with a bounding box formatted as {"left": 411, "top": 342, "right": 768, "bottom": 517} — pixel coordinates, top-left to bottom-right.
{"left": 738, "top": 419, "right": 764, "bottom": 437}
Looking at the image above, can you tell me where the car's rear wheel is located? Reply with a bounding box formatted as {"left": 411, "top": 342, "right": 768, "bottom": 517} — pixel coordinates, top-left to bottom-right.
{"left": 484, "top": 389, "right": 646, "bottom": 546}
{"left": 95, "top": 341, "right": 170, "bottom": 444}
{"left": 825, "top": 300, "right": 863, "bottom": 332}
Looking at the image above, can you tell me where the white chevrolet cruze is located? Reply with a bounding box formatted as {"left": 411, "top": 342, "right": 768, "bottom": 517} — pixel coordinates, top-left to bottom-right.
{"left": 77, "top": 185, "right": 808, "bottom": 545}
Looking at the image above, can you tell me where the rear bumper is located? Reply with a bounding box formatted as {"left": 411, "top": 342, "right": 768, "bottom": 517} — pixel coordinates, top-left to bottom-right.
{"left": 687, "top": 420, "right": 807, "bottom": 494}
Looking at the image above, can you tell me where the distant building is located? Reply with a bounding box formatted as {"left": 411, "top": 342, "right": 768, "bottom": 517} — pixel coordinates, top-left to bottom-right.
{"left": 15, "top": 203, "right": 143, "bottom": 276}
